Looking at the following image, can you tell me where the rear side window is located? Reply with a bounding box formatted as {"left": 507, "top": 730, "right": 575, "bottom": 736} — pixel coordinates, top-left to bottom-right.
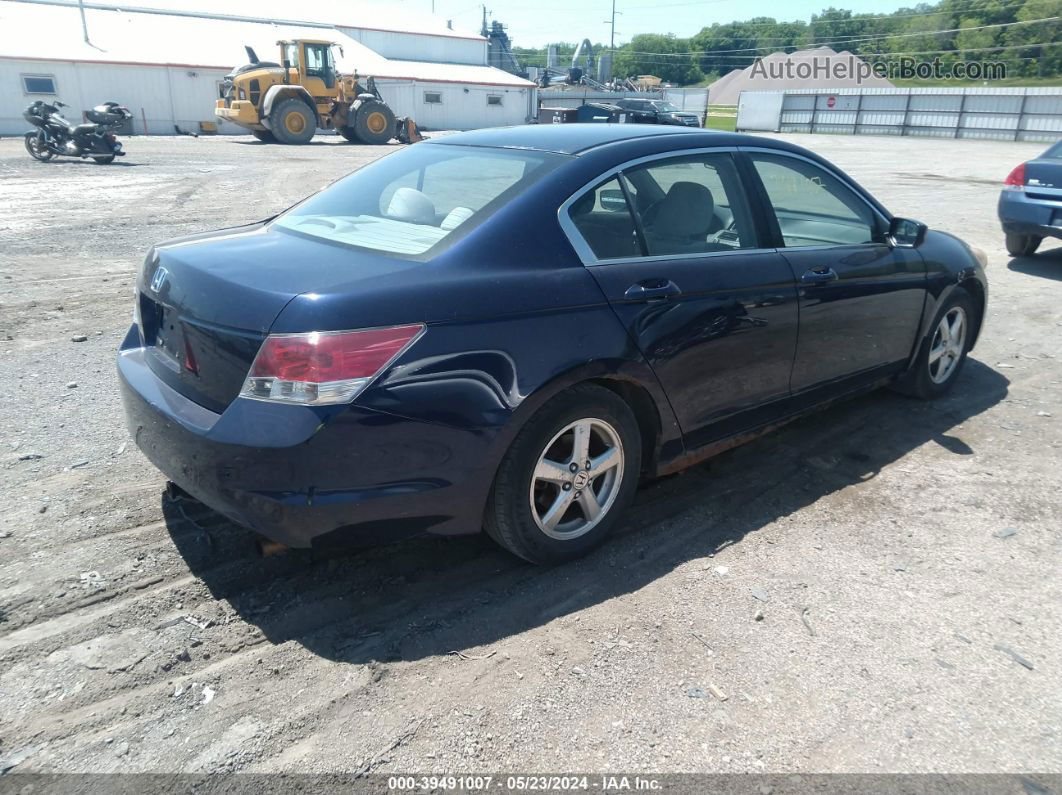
{"left": 750, "top": 153, "right": 881, "bottom": 247}
{"left": 274, "top": 145, "right": 565, "bottom": 258}
{"left": 624, "top": 153, "right": 757, "bottom": 256}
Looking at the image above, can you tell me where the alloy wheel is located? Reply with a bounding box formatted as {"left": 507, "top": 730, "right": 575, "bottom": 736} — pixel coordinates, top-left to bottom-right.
{"left": 928, "top": 306, "right": 967, "bottom": 384}
{"left": 529, "top": 418, "right": 624, "bottom": 540}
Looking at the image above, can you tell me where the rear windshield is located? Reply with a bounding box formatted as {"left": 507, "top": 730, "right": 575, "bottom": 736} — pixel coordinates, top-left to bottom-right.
{"left": 1044, "top": 140, "right": 1062, "bottom": 159}
{"left": 274, "top": 144, "right": 566, "bottom": 258}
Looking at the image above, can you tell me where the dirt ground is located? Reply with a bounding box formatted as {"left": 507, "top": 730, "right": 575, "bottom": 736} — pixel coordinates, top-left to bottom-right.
{"left": 0, "top": 131, "right": 1060, "bottom": 776}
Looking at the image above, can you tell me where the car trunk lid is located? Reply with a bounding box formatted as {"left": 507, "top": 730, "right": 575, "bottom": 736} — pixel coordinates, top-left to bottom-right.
{"left": 1024, "top": 158, "right": 1062, "bottom": 202}
{"left": 138, "top": 223, "right": 423, "bottom": 413}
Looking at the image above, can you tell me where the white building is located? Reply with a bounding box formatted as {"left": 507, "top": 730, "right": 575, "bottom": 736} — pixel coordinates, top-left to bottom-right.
{"left": 0, "top": 0, "right": 536, "bottom": 136}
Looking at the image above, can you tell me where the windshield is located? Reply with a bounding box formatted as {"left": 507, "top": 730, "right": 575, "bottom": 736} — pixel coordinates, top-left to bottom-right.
{"left": 651, "top": 101, "right": 679, "bottom": 112}
{"left": 273, "top": 144, "right": 566, "bottom": 258}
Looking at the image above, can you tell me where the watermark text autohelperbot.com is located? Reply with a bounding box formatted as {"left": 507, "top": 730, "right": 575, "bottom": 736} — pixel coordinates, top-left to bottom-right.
{"left": 751, "top": 55, "right": 1007, "bottom": 82}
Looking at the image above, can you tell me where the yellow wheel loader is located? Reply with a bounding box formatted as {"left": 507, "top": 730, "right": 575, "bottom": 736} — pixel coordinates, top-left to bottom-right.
{"left": 215, "top": 40, "right": 421, "bottom": 145}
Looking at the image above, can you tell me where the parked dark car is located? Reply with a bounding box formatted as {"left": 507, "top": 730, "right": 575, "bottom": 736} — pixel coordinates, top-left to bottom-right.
{"left": 119, "top": 125, "right": 988, "bottom": 564}
{"left": 998, "top": 138, "right": 1062, "bottom": 257}
{"left": 613, "top": 98, "right": 701, "bottom": 127}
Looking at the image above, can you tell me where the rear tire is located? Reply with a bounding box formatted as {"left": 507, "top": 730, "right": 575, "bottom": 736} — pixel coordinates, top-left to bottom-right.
{"left": 92, "top": 155, "right": 115, "bottom": 164}
{"left": 352, "top": 100, "right": 395, "bottom": 145}
{"left": 270, "top": 99, "right": 316, "bottom": 145}
{"left": 893, "top": 288, "right": 976, "bottom": 400}
{"left": 339, "top": 126, "right": 361, "bottom": 143}
{"left": 484, "top": 384, "right": 641, "bottom": 565}
{"left": 252, "top": 130, "right": 275, "bottom": 143}
{"left": 24, "top": 133, "right": 53, "bottom": 161}
{"left": 1005, "top": 233, "right": 1041, "bottom": 257}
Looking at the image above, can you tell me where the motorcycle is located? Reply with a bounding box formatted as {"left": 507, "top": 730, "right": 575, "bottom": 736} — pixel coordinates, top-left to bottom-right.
{"left": 23, "top": 100, "right": 132, "bottom": 164}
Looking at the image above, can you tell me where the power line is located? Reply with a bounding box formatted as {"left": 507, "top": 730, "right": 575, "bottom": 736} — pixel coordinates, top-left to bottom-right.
{"left": 619, "top": 16, "right": 1059, "bottom": 56}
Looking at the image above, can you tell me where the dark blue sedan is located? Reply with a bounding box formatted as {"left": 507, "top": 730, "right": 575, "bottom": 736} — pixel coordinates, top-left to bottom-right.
{"left": 999, "top": 138, "right": 1062, "bottom": 257}
{"left": 118, "top": 125, "right": 988, "bottom": 564}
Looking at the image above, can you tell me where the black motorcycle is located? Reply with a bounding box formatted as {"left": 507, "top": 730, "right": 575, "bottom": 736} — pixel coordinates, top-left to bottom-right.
{"left": 23, "top": 100, "right": 132, "bottom": 164}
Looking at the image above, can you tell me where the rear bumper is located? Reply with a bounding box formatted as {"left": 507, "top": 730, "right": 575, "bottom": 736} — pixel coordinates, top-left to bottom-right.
{"left": 998, "top": 189, "right": 1062, "bottom": 240}
{"left": 117, "top": 327, "right": 497, "bottom": 548}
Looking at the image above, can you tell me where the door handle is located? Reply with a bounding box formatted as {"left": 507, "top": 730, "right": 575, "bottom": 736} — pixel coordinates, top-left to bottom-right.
{"left": 624, "top": 279, "right": 682, "bottom": 301}
{"left": 800, "top": 267, "right": 839, "bottom": 285}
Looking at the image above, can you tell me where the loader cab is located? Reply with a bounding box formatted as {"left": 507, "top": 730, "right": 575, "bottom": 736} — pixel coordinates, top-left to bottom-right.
{"left": 280, "top": 40, "right": 338, "bottom": 93}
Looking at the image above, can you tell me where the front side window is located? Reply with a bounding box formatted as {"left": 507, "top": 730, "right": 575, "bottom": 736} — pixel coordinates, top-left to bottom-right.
{"left": 624, "top": 153, "right": 757, "bottom": 256}
{"left": 274, "top": 145, "right": 565, "bottom": 258}
{"left": 282, "top": 43, "right": 299, "bottom": 68}
{"left": 750, "top": 153, "right": 881, "bottom": 247}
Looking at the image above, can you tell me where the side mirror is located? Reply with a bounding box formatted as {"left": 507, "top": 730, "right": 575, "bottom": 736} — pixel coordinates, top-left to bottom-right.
{"left": 888, "top": 217, "right": 927, "bottom": 248}
{"left": 599, "top": 189, "right": 628, "bottom": 212}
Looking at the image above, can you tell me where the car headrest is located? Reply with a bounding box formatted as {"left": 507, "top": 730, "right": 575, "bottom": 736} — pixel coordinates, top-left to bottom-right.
{"left": 441, "top": 206, "right": 474, "bottom": 231}
{"left": 386, "top": 187, "right": 436, "bottom": 225}
{"left": 651, "top": 181, "right": 715, "bottom": 239}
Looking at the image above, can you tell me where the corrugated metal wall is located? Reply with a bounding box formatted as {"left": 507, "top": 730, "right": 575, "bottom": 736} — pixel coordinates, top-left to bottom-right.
{"left": 1, "top": 58, "right": 532, "bottom": 136}
{"left": 738, "top": 87, "right": 1062, "bottom": 143}
{"left": 0, "top": 58, "right": 237, "bottom": 135}
{"left": 339, "top": 28, "right": 487, "bottom": 67}
{"left": 376, "top": 78, "right": 531, "bottom": 130}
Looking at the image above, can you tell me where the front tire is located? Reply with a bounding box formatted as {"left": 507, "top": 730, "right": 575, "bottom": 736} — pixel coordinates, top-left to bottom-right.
{"left": 894, "top": 288, "right": 976, "bottom": 400}
{"left": 92, "top": 155, "right": 115, "bottom": 164}
{"left": 24, "top": 133, "right": 53, "bottom": 161}
{"left": 1005, "top": 233, "right": 1041, "bottom": 257}
{"left": 339, "top": 126, "right": 361, "bottom": 143}
{"left": 485, "top": 384, "right": 641, "bottom": 565}
{"left": 252, "top": 130, "right": 276, "bottom": 143}
{"left": 352, "top": 100, "right": 395, "bottom": 145}
{"left": 270, "top": 99, "right": 316, "bottom": 145}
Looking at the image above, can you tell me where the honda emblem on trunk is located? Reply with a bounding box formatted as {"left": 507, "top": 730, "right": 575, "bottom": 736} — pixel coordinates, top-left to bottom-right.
{"left": 150, "top": 267, "right": 169, "bottom": 293}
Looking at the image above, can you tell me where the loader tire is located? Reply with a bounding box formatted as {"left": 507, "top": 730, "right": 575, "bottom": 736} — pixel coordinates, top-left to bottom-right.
{"left": 271, "top": 99, "right": 316, "bottom": 145}
{"left": 353, "top": 100, "right": 395, "bottom": 145}
{"left": 339, "top": 126, "right": 361, "bottom": 143}
{"left": 252, "top": 130, "right": 276, "bottom": 143}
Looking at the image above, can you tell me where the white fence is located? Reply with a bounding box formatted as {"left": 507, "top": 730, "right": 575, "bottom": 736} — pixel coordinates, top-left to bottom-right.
{"left": 737, "top": 87, "right": 1062, "bottom": 143}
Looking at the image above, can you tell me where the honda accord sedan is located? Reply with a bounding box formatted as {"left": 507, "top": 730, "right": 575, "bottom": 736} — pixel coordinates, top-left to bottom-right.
{"left": 118, "top": 125, "right": 988, "bottom": 564}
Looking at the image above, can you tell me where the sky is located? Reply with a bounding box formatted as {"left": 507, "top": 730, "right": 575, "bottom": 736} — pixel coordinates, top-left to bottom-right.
{"left": 423, "top": 0, "right": 918, "bottom": 48}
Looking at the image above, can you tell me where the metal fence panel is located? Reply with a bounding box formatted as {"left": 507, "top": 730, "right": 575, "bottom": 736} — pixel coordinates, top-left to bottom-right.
{"left": 739, "top": 86, "right": 1062, "bottom": 142}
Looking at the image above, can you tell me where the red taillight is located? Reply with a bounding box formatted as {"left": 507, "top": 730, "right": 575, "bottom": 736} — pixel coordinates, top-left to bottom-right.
{"left": 1004, "top": 163, "right": 1026, "bottom": 189}
{"left": 241, "top": 324, "right": 423, "bottom": 405}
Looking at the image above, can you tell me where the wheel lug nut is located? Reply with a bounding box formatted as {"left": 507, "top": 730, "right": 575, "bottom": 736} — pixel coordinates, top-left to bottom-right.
{"left": 585, "top": 461, "right": 592, "bottom": 470}
{"left": 569, "top": 463, "right": 579, "bottom": 472}
{"left": 575, "top": 491, "right": 582, "bottom": 498}
{"left": 562, "top": 483, "right": 572, "bottom": 491}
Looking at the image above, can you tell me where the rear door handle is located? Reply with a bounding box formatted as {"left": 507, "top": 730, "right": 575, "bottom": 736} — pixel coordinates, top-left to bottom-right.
{"left": 800, "top": 267, "right": 839, "bottom": 285}
{"left": 624, "top": 279, "right": 682, "bottom": 301}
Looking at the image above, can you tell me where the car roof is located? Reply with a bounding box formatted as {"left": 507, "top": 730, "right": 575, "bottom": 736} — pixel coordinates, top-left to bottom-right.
{"left": 428, "top": 124, "right": 761, "bottom": 156}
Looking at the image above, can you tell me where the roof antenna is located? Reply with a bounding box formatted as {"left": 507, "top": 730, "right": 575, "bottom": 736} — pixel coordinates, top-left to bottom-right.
{"left": 78, "top": 0, "right": 90, "bottom": 44}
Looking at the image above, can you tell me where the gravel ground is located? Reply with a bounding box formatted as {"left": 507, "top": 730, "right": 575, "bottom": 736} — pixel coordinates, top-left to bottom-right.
{"left": 0, "top": 132, "right": 1060, "bottom": 776}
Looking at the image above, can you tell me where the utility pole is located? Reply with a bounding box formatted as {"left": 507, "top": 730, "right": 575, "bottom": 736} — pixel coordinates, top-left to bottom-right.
{"left": 606, "top": 0, "right": 618, "bottom": 52}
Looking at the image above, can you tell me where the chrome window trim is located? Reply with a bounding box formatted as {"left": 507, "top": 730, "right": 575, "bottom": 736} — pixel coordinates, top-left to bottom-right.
{"left": 557, "top": 144, "right": 894, "bottom": 267}
{"left": 558, "top": 145, "right": 767, "bottom": 267}
{"left": 738, "top": 146, "right": 892, "bottom": 246}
